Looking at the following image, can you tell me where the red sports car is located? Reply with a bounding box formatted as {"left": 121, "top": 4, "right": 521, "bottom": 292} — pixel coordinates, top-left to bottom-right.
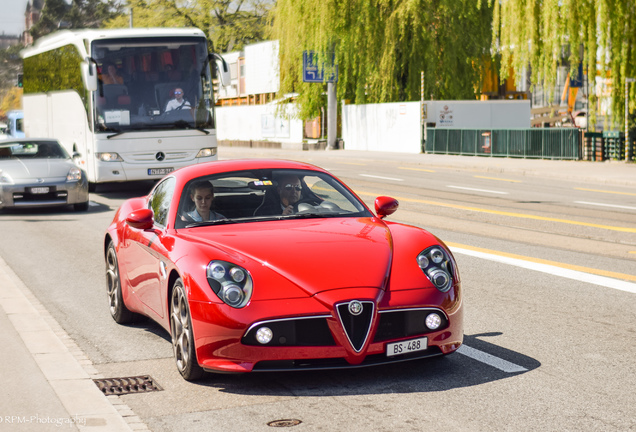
{"left": 104, "top": 159, "right": 463, "bottom": 380}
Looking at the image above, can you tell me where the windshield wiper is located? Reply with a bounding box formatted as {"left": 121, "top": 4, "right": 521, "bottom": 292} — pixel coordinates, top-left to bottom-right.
{"left": 185, "top": 218, "right": 238, "bottom": 228}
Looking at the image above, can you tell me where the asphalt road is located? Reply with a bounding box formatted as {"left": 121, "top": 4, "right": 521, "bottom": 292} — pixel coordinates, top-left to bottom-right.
{"left": 1, "top": 147, "right": 635, "bottom": 431}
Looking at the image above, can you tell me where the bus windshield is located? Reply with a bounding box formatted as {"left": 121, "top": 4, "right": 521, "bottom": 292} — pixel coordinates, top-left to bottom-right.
{"left": 92, "top": 36, "right": 214, "bottom": 133}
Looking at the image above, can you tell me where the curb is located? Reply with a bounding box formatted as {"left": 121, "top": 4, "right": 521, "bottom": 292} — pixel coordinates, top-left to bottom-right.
{"left": 0, "top": 255, "right": 149, "bottom": 431}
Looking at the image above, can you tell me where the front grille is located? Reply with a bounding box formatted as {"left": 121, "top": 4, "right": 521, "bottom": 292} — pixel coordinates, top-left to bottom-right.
{"left": 252, "top": 346, "right": 443, "bottom": 372}
{"left": 336, "top": 301, "right": 374, "bottom": 352}
{"left": 373, "top": 308, "right": 449, "bottom": 342}
{"left": 242, "top": 316, "right": 336, "bottom": 346}
{"left": 13, "top": 187, "right": 67, "bottom": 205}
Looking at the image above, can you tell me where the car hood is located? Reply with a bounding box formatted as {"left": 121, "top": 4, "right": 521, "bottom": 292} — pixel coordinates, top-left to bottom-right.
{"left": 0, "top": 159, "right": 74, "bottom": 181}
{"left": 180, "top": 217, "right": 393, "bottom": 296}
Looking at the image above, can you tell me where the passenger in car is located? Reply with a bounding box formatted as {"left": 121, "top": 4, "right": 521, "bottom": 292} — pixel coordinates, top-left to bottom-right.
{"left": 183, "top": 180, "right": 225, "bottom": 222}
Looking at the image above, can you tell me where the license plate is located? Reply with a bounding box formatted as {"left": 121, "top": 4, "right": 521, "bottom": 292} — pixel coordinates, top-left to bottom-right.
{"left": 29, "top": 187, "right": 50, "bottom": 194}
{"left": 148, "top": 168, "right": 173, "bottom": 175}
{"left": 386, "top": 337, "right": 428, "bottom": 357}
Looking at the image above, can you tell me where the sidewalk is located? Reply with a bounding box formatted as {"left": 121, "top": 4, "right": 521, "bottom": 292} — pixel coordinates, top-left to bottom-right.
{"left": 219, "top": 145, "right": 636, "bottom": 188}
{"left": 0, "top": 255, "right": 143, "bottom": 431}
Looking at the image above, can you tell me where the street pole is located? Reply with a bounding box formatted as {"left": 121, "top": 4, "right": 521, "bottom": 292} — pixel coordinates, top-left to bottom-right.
{"left": 625, "top": 78, "right": 634, "bottom": 162}
{"left": 327, "top": 81, "right": 337, "bottom": 150}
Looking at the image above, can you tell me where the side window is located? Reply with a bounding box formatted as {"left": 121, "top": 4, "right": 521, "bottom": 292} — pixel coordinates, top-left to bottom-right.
{"left": 149, "top": 177, "right": 175, "bottom": 227}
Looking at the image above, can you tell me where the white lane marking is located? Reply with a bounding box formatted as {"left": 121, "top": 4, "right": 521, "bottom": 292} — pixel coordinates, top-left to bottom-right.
{"left": 450, "top": 246, "right": 636, "bottom": 294}
{"left": 575, "top": 201, "right": 636, "bottom": 211}
{"left": 359, "top": 174, "right": 404, "bottom": 182}
{"left": 457, "top": 345, "right": 528, "bottom": 373}
{"left": 447, "top": 185, "right": 509, "bottom": 194}
{"left": 88, "top": 201, "right": 100, "bottom": 207}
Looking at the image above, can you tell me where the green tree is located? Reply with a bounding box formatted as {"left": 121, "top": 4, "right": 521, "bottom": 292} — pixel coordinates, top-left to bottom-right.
{"left": 104, "top": 0, "right": 273, "bottom": 53}
{"left": 271, "top": 0, "right": 494, "bottom": 119}
{"left": 492, "top": 0, "right": 636, "bottom": 130}
{"left": 0, "top": 45, "right": 24, "bottom": 114}
{"left": 30, "top": 0, "right": 124, "bottom": 41}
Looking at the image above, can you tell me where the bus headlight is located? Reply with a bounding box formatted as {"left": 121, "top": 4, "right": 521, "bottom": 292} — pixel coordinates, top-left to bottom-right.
{"left": 196, "top": 148, "right": 217, "bottom": 158}
{"left": 96, "top": 152, "right": 123, "bottom": 162}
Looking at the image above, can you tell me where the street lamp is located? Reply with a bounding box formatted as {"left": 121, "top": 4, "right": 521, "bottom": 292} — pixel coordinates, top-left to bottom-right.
{"left": 625, "top": 77, "right": 635, "bottom": 162}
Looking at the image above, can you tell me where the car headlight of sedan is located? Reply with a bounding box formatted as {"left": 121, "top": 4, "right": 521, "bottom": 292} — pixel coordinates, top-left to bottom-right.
{"left": 206, "top": 261, "right": 252, "bottom": 308}
{"left": 66, "top": 167, "right": 83, "bottom": 181}
{"left": 196, "top": 148, "right": 217, "bottom": 158}
{"left": 96, "top": 152, "right": 123, "bottom": 162}
{"left": 417, "top": 246, "right": 454, "bottom": 292}
{"left": 0, "top": 169, "right": 13, "bottom": 184}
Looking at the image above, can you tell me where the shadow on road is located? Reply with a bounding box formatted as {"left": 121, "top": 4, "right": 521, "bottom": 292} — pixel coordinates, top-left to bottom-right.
{"left": 183, "top": 332, "right": 541, "bottom": 395}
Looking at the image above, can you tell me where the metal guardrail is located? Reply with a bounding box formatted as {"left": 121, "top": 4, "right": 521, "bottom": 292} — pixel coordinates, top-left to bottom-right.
{"left": 424, "top": 128, "right": 581, "bottom": 160}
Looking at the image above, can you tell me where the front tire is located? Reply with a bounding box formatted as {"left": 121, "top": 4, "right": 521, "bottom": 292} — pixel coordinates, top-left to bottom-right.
{"left": 74, "top": 201, "right": 89, "bottom": 212}
{"left": 105, "top": 241, "right": 136, "bottom": 324}
{"left": 170, "top": 279, "right": 205, "bottom": 381}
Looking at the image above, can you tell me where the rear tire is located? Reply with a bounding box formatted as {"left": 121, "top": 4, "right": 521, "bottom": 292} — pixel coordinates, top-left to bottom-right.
{"left": 105, "top": 241, "right": 136, "bottom": 324}
{"left": 170, "top": 279, "right": 205, "bottom": 381}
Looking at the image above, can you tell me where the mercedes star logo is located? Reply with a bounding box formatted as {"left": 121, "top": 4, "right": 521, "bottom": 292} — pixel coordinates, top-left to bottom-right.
{"left": 156, "top": 152, "right": 165, "bottom": 161}
{"left": 348, "top": 300, "right": 363, "bottom": 316}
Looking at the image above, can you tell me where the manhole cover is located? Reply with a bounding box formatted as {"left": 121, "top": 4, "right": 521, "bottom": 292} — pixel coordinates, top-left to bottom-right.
{"left": 93, "top": 375, "right": 163, "bottom": 396}
{"left": 267, "top": 419, "right": 302, "bottom": 427}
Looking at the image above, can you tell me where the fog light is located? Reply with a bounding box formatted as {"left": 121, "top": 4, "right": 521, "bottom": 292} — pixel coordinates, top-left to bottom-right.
{"left": 425, "top": 313, "right": 442, "bottom": 330}
{"left": 256, "top": 327, "right": 273, "bottom": 344}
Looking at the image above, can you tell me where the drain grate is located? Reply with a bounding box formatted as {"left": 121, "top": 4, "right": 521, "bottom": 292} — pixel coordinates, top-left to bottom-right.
{"left": 93, "top": 375, "right": 163, "bottom": 396}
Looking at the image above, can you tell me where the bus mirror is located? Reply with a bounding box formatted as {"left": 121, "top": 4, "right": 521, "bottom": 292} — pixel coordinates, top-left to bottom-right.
{"left": 211, "top": 53, "right": 232, "bottom": 87}
{"left": 81, "top": 61, "right": 98, "bottom": 92}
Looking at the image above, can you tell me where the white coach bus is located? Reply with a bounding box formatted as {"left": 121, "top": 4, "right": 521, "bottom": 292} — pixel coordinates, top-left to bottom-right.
{"left": 21, "top": 28, "right": 230, "bottom": 188}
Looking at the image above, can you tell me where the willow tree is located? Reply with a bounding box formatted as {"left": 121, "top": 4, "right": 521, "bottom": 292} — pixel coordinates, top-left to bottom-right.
{"left": 271, "top": 0, "right": 493, "bottom": 119}
{"left": 103, "top": 0, "right": 272, "bottom": 53}
{"left": 493, "top": 0, "right": 636, "bottom": 130}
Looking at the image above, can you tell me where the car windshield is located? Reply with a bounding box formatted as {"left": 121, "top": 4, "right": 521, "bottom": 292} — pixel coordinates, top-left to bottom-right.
{"left": 0, "top": 141, "right": 69, "bottom": 160}
{"left": 175, "top": 168, "right": 372, "bottom": 228}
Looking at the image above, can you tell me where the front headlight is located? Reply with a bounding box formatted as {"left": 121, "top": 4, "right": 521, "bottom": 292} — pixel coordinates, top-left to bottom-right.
{"left": 206, "top": 260, "right": 252, "bottom": 308}
{"left": 417, "top": 246, "right": 454, "bottom": 292}
{"left": 66, "top": 167, "right": 83, "bottom": 181}
{"left": 0, "top": 169, "right": 13, "bottom": 184}
{"left": 196, "top": 148, "right": 217, "bottom": 158}
{"left": 96, "top": 152, "right": 123, "bottom": 162}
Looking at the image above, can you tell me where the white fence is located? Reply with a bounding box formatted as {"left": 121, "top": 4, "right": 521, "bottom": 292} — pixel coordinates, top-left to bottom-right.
{"left": 215, "top": 103, "right": 304, "bottom": 147}
{"left": 342, "top": 101, "right": 422, "bottom": 153}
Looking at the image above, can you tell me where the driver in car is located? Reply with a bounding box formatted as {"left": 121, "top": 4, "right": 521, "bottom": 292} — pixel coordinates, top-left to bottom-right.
{"left": 165, "top": 88, "right": 191, "bottom": 112}
{"left": 277, "top": 175, "right": 302, "bottom": 215}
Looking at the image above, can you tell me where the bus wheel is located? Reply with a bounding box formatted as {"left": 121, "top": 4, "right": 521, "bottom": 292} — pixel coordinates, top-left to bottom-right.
{"left": 89, "top": 182, "right": 97, "bottom": 193}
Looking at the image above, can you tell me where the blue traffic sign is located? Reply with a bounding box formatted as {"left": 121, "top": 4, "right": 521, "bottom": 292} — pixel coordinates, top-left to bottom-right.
{"left": 303, "top": 51, "right": 338, "bottom": 83}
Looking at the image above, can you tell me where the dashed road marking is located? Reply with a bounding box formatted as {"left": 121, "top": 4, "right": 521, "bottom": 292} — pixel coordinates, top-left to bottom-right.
{"left": 457, "top": 345, "right": 528, "bottom": 373}
{"left": 575, "top": 201, "right": 636, "bottom": 211}
{"left": 447, "top": 185, "right": 508, "bottom": 194}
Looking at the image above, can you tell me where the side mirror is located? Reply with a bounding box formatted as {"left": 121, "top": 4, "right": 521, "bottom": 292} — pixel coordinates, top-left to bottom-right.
{"left": 126, "top": 208, "right": 154, "bottom": 230}
{"left": 211, "top": 53, "right": 232, "bottom": 87}
{"left": 81, "top": 58, "right": 98, "bottom": 92}
{"left": 375, "top": 196, "right": 399, "bottom": 219}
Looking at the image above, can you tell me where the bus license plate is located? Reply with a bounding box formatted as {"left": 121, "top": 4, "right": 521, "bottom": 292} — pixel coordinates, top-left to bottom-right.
{"left": 29, "top": 187, "right": 50, "bottom": 194}
{"left": 386, "top": 337, "right": 428, "bottom": 357}
{"left": 148, "top": 168, "right": 174, "bottom": 176}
